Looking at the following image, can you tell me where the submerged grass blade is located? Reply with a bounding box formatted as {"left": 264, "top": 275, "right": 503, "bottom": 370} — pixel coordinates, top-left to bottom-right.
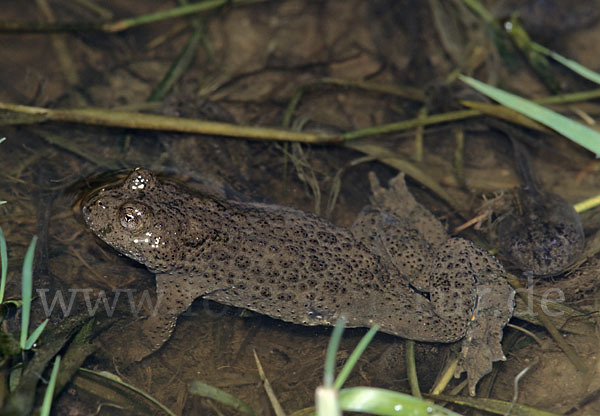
{"left": 0, "top": 227, "right": 7, "bottom": 304}
{"left": 148, "top": 25, "right": 205, "bottom": 101}
{"left": 40, "top": 355, "right": 61, "bottom": 416}
{"left": 19, "top": 235, "right": 38, "bottom": 350}
{"left": 339, "top": 387, "right": 462, "bottom": 416}
{"left": 324, "top": 317, "right": 346, "bottom": 387}
{"left": 459, "top": 75, "right": 600, "bottom": 156}
{"left": 77, "top": 368, "right": 178, "bottom": 416}
{"left": 333, "top": 325, "right": 379, "bottom": 390}
{"left": 404, "top": 339, "right": 421, "bottom": 398}
{"left": 189, "top": 381, "right": 256, "bottom": 416}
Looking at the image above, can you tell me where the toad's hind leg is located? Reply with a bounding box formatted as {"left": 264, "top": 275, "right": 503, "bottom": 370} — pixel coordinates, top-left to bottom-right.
{"left": 365, "top": 286, "right": 472, "bottom": 343}
{"left": 351, "top": 209, "right": 477, "bottom": 342}
{"left": 383, "top": 238, "right": 479, "bottom": 342}
{"left": 354, "top": 172, "right": 514, "bottom": 394}
{"left": 428, "top": 238, "right": 478, "bottom": 323}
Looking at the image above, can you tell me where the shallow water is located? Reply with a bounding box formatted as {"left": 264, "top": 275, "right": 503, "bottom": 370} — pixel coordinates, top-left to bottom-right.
{"left": 2, "top": 1, "right": 600, "bottom": 414}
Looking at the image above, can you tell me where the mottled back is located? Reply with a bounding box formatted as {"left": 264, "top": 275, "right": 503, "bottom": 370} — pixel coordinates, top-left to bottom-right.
{"left": 83, "top": 168, "right": 514, "bottom": 393}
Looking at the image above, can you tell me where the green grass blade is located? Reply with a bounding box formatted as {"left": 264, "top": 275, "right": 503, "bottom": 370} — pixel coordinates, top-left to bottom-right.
{"left": 189, "top": 381, "right": 256, "bottom": 416}
{"left": 19, "top": 235, "right": 38, "bottom": 350}
{"left": 24, "top": 318, "right": 48, "bottom": 350}
{"left": 40, "top": 355, "right": 61, "bottom": 416}
{"left": 334, "top": 325, "right": 379, "bottom": 390}
{"left": 316, "top": 386, "right": 341, "bottom": 416}
{"left": 324, "top": 317, "right": 346, "bottom": 387}
{"left": 459, "top": 75, "right": 600, "bottom": 156}
{"left": 339, "top": 387, "right": 462, "bottom": 416}
{"left": 532, "top": 42, "right": 600, "bottom": 85}
{"left": 405, "top": 339, "right": 421, "bottom": 398}
{"left": 0, "top": 227, "right": 7, "bottom": 304}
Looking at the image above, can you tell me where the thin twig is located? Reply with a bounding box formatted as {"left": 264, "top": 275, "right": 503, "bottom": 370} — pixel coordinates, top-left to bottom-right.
{"left": 253, "top": 349, "right": 286, "bottom": 416}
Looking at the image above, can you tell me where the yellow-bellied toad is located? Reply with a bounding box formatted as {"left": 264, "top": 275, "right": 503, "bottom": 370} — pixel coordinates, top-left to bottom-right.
{"left": 82, "top": 168, "right": 515, "bottom": 393}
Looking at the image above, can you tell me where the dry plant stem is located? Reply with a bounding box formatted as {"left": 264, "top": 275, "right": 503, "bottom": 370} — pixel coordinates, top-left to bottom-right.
{"left": 506, "top": 323, "right": 544, "bottom": 347}
{"left": 447, "top": 379, "right": 468, "bottom": 396}
{"left": 318, "top": 77, "right": 426, "bottom": 101}
{"left": 73, "top": 0, "right": 113, "bottom": 19}
{"left": 429, "top": 356, "right": 459, "bottom": 395}
{"left": 104, "top": 0, "right": 267, "bottom": 32}
{"left": 148, "top": 22, "right": 188, "bottom": 49}
{"left": 253, "top": 349, "right": 286, "bottom": 416}
{"left": 0, "top": 0, "right": 267, "bottom": 33}
{"left": 0, "top": 102, "right": 338, "bottom": 143}
{"left": 452, "top": 128, "right": 465, "bottom": 188}
{"left": 574, "top": 194, "right": 600, "bottom": 213}
{"left": 506, "top": 274, "right": 588, "bottom": 373}
{"left": 569, "top": 105, "right": 595, "bottom": 125}
{"left": 412, "top": 107, "right": 427, "bottom": 162}
{"left": 4, "top": 85, "right": 600, "bottom": 144}
{"left": 460, "top": 100, "right": 550, "bottom": 131}
{"left": 452, "top": 212, "right": 487, "bottom": 234}
{"left": 0, "top": 102, "right": 474, "bottom": 151}
{"left": 537, "top": 89, "right": 600, "bottom": 105}
{"left": 343, "top": 86, "right": 600, "bottom": 141}
{"left": 283, "top": 77, "right": 425, "bottom": 128}
{"left": 341, "top": 109, "right": 479, "bottom": 141}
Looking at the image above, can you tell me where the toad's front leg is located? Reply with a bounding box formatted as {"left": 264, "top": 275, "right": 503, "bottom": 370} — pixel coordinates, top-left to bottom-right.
{"left": 116, "top": 273, "right": 205, "bottom": 363}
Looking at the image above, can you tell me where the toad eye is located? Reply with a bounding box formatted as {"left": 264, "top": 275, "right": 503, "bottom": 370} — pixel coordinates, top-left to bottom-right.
{"left": 118, "top": 203, "right": 151, "bottom": 231}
